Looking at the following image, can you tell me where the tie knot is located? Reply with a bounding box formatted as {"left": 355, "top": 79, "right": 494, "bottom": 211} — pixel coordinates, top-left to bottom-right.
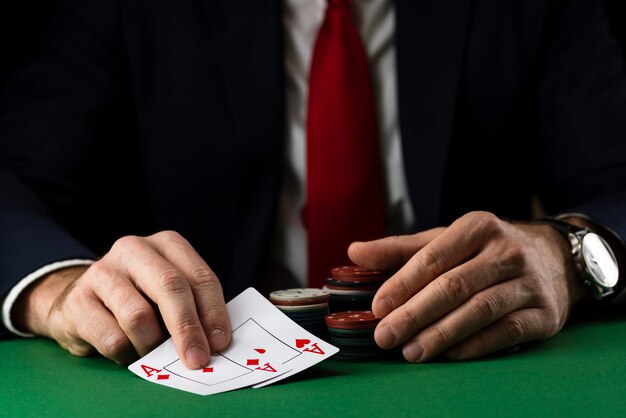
{"left": 327, "top": 0, "right": 351, "bottom": 8}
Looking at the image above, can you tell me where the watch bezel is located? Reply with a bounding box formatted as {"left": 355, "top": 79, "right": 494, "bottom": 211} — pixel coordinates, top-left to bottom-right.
{"left": 568, "top": 229, "right": 619, "bottom": 300}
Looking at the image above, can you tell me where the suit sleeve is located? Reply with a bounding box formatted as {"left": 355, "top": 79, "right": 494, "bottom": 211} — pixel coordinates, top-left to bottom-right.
{"left": 0, "top": 0, "right": 125, "bottom": 335}
{"left": 536, "top": 0, "right": 626, "bottom": 304}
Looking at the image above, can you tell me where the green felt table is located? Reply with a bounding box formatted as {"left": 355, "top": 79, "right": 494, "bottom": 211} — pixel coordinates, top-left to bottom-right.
{"left": 3, "top": 314, "right": 626, "bottom": 418}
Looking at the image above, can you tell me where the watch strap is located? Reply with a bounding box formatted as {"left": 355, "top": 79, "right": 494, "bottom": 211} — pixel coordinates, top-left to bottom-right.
{"left": 533, "top": 218, "right": 587, "bottom": 236}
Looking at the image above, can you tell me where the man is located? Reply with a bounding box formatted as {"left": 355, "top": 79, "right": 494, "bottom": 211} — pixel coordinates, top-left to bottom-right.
{"left": 1, "top": 0, "right": 625, "bottom": 370}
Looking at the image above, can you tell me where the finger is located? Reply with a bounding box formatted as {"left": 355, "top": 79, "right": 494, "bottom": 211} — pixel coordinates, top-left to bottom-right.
{"left": 348, "top": 228, "right": 446, "bottom": 271}
{"left": 110, "top": 236, "right": 210, "bottom": 369}
{"left": 399, "top": 279, "right": 533, "bottom": 362}
{"left": 372, "top": 212, "right": 505, "bottom": 318}
{"left": 67, "top": 289, "right": 135, "bottom": 364}
{"left": 374, "top": 250, "right": 521, "bottom": 350}
{"left": 443, "top": 308, "right": 555, "bottom": 360}
{"left": 89, "top": 262, "right": 164, "bottom": 357}
{"left": 147, "top": 231, "right": 232, "bottom": 352}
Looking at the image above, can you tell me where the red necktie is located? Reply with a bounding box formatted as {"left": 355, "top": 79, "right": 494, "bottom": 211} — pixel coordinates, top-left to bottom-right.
{"left": 306, "top": 0, "right": 386, "bottom": 287}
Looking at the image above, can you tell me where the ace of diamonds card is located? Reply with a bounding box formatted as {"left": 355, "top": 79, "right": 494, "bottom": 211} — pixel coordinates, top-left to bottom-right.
{"left": 128, "top": 288, "right": 338, "bottom": 395}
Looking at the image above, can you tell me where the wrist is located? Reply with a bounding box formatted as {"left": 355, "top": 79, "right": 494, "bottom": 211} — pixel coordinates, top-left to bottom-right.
{"left": 12, "top": 266, "right": 88, "bottom": 336}
{"left": 534, "top": 216, "right": 621, "bottom": 304}
{"left": 533, "top": 223, "right": 590, "bottom": 306}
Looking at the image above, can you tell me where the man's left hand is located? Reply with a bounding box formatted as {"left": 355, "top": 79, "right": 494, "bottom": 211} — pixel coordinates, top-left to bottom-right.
{"left": 348, "top": 211, "right": 589, "bottom": 362}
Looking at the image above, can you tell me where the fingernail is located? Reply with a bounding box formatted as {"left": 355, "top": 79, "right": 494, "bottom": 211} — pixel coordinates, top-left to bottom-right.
{"left": 373, "top": 297, "right": 394, "bottom": 317}
{"left": 375, "top": 324, "right": 397, "bottom": 348}
{"left": 402, "top": 340, "right": 424, "bottom": 362}
{"left": 186, "top": 345, "right": 208, "bottom": 368}
{"left": 208, "top": 327, "right": 229, "bottom": 351}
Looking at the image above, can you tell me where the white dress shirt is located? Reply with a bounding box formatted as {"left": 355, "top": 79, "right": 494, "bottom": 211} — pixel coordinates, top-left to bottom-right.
{"left": 2, "top": 0, "right": 415, "bottom": 335}
{"left": 264, "top": 0, "right": 414, "bottom": 290}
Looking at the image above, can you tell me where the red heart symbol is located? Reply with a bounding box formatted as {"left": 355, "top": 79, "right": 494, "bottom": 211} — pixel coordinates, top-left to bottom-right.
{"left": 295, "top": 339, "right": 311, "bottom": 348}
{"left": 255, "top": 348, "right": 266, "bottom": 354}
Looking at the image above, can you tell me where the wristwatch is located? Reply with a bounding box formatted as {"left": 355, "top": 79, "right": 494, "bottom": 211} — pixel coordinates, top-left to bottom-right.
{"left": 538, "top": 219, "right": 620, "bottom": 300}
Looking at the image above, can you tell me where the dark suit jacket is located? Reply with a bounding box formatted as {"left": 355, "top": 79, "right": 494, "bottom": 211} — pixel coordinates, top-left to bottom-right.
{"left": 2, "top": 0, "right": 626, "bottom": 336}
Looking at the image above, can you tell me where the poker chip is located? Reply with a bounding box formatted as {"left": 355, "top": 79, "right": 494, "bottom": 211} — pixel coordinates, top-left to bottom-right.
{"left": 331, "top": 266, "right": 391, "bottom": 282}
{"left": 273, "top": 302, "right": 329, "bottom": 311}
{"left": 322, "top": 287, "right": 377, "bottom": 296}
{"left": 270, "top": 288, "right": 330, "bottom": 303}
{"left": 269, "top": 288, "right": 330, "bottom": 339}
{"left": 325, "top": 310, "right": 388, "bottom": 361}
{"left": 269, "top": 267, "right": 394, "bottom": 361}
{"left": 326, "top": 266, "right": 391, "bottom": 313}
{"left": 325, "top": 282, "right": 382, "bottom": 291}
{"left": 325, "top": 311, "right": 379, "bottom": 326}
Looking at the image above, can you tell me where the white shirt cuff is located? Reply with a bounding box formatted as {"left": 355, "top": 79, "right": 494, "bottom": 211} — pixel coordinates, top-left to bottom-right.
{"left": 2, "top": 259, "right": 95, "bottom": 337}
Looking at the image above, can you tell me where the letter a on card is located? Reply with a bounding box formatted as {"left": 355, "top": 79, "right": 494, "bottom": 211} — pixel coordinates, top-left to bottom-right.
{"left": 303, "top": 342, "right": 325, "bottom": 355}
{"left": 141, "top": 365, "right": 162, "bottom": 378}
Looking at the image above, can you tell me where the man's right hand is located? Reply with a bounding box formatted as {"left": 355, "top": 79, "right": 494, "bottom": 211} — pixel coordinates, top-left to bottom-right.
{"left": 12, "top": 231, "right": 232, "bottom": 369}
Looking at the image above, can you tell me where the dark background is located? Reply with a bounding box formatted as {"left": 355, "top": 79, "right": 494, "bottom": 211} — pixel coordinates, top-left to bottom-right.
{"left": 603, "top": 0, "right": 626, "bottom": 52}
{"left": 1, "top": 1, "right": 625, "bottom": 96}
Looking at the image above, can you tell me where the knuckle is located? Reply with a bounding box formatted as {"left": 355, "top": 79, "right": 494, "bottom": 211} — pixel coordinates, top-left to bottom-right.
{"left": 122, "top": 305, "right": 154, "bottom": 331}
{"left": 189, "top": 268, "right": 220, "bottom": 288}
{"left": 540, "top": 307, "right": 563, "bottom": 338}
{"left": 158, "top": 270, "right": 189, "bottom": 294}
{"left": 435, "top": 273, "right": 466, "bottom": 305}
{"left": 112, "top": 235, "right": 143, "bottom": 254}
{"left": 51, "top": 324, "right": 80, "bottom": 347}
{"left": 501, "top": 242, "right": 526, "bottom": 269}
{"left": 429, "top": 324, "right": 452, "bottom": 348}
{"left": 67, "top": 343, "right": 95, "bottom": 357}
{"left": 86, "top": 260, "right": 108, "bottom": 278}
{"left": 173, "top": 315, "right": 204, "bottom": 337}
{"left": 199, "top": 304, "right": 228, "bottom": 325}
{"left": 397, "top": 307, "right": 422, "bottom": 334}
{"left": 523, "top": 273, "right": 543, "bottom": 295}
{"left": 388, "top": 276, "right": 414, "bottom": 303}
{"left": 472, "top": 211, "right": 503, "bottom": 234}
{"left": 154, "top": 230, "right": 185, "bottom": 244}
{"left": 500, "top": 316, "right": 526, "bottom": 343}
{"left": 100, "top": 332, "right": 132, "bottom": 358}
{"left": 469, "top": 294, "right": 500, "bottom": 322}
{"left": 418, "top": 247, "right": 447, "bottom": 276}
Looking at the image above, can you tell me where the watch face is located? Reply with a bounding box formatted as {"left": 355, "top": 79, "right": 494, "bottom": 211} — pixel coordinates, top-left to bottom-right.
{"left": 582, "top": 233, "right": 619, "bottom": 289}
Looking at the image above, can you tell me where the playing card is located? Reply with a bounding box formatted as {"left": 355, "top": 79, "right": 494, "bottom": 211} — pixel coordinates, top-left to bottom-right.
{"left": 225, "top": 288, "right": 339, "bottom": 388}
{"left": 128, "top": 327, "right": 290, "bottom": 395}
{"left": 129, "top": 287, "right": 338, "bottom": 395}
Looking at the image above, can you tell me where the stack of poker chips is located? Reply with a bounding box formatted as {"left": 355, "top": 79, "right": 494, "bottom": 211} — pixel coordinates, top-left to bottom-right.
{"left": 324, "top": 266, "right": 390, "bottom": 313}
{"left": 325, "top": 311, "right": 387, "bottom": 361}
{"left": 269, "top": 288, "right": 330, "bottom": 339}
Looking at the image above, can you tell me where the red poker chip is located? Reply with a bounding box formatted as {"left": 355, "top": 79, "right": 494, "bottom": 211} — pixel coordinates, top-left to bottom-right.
{"left": 325, "top": 323, "right": 379, "bottom": 330}
{"left": 331, "top": 266, "right": 391, "bottom": 282}
{"left": 325, "top": 311, "right": 381, "bottom": 329}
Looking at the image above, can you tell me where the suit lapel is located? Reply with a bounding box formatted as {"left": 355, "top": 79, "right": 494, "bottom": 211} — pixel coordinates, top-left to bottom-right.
{"left": 396, "top": 0, "right": 471, "bottom": 229}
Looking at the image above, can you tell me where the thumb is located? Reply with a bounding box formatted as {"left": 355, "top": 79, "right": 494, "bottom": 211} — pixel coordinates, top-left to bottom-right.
{"left": 348, "top": 228, "right": 446, "bottom": 271}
